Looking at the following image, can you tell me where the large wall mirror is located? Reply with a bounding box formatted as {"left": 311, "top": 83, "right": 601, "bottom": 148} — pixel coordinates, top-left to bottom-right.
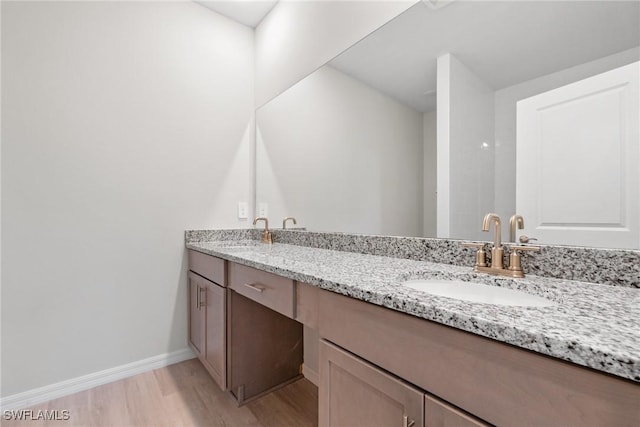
{"left": 256, "top": 0, "right": 640, "bottom": 249}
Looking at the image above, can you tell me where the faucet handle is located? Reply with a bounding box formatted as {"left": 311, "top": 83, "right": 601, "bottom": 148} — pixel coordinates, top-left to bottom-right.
{"left": 519, "top": 235, "right": 538, "bottom": 244}
{"left": 461, "top": 242, "right": 487, "bottom": 268}
{"left": 507, "top": 245, "right": 540, "bottom": 273}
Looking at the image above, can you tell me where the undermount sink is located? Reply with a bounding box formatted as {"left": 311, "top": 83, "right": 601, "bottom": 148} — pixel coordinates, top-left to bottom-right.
{"left": 402, "top": 279, "right": 556, "bottom": 307}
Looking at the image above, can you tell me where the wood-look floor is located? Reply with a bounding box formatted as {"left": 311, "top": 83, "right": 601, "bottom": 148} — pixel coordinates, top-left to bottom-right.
{"left": 3, "top": 359, "right": 318, "bottom": 427}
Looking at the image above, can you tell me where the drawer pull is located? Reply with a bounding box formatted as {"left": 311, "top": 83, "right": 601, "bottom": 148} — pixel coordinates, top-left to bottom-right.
{"left": 244, "top": 283, "right": 265, "bottom": 293}
{"left": 403, "top": 416, "right": 415, "bottom": 427}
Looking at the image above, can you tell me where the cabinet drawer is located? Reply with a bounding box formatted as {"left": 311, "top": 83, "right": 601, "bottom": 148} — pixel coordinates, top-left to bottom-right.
{"left": 189, "top": 250, "right": 226, "bottom": 286}
{"left": 228, "top": 262, "right": 294, "bottom": 318}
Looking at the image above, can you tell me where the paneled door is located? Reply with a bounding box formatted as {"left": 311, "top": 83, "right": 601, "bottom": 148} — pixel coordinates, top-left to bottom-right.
{"left": 319, "top": 340, "right": 424, "bottom": 427}
{"left": 188, "top": 272, "right": 204, "bottom": 356}
{"left": 516, "top": 61, "right": 639, "bottom": 249}
{"left": 203, "top": 279, "right": 227, "bottom": 390}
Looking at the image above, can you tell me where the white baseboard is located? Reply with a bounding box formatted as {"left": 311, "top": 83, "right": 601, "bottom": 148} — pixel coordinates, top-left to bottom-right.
{"left": 0, "top": 348, "right": 195, "bottom": 411}
{"left": 302, "top": 363, "right": 318, "bottom": 387}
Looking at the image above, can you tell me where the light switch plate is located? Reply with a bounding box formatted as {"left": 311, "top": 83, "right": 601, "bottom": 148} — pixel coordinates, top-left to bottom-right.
{"left": 258, "top": 202, "right": 268, "bottom": 218}
{"left": 237, "top": 202, "right": 248, "bottom": 219}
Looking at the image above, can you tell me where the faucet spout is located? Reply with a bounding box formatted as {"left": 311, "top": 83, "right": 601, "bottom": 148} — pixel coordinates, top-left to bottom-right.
{"left": 482, "top": 213, "right": 502, "bottom": 248}
{"left": 282, "top": 217, "right": 297, "bottom": 229}
{"left": 509, "top": 214, "right": 524, "bottom": 243}
{"left": 253, "top": 217, "right": 269, "bottom": 229}
{"left": 482, "top": 213, "right": 504, "bottom": 269}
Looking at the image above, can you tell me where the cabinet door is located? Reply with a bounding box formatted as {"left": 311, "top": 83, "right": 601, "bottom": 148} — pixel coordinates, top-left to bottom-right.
{"left": 319, "top": 340, "right": 423, "bottom": 427}
{"left": 203, "top": 279, "right": 227, "bottom": 390}
{"left": 188, "top": 272, "right": 204, "bottom": 356}
{"left": 424, "top": 395, "right": 488, "bottom": 427}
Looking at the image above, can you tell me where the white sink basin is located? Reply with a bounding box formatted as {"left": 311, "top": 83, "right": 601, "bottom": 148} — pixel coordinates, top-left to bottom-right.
{"left": 402, "top": 279, "right": 556, "bottom": 307}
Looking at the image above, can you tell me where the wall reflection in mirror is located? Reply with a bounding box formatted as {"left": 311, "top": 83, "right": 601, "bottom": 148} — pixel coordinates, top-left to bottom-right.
{"left": 256, "top": 0, "right": 640, "bottom": 249}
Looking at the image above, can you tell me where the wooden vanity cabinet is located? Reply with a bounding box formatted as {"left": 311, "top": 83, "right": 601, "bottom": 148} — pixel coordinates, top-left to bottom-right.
{"left": 186, "top": 252, "right": 639, "bottom": 425}
{"left": 319, "top": 339, "right": 486, "bottom": 427}
{"left": 188, "top": 250, "right": 303, "bottom": 404}
{"left": 188, "top": 251, "right": 227, "bottom": 390}
{"left": 317, "top": 289, "right": 640, "bottom": 427}
{"left": 319, "top": 340, "right": 424, "bottom": 427}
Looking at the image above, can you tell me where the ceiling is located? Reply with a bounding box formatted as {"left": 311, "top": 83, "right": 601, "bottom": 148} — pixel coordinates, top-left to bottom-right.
{"left": 330, "top": 1, "right": 640, "bottom": 112}
{"left": 195, "top": 0, "right": 278, "bottom": 28}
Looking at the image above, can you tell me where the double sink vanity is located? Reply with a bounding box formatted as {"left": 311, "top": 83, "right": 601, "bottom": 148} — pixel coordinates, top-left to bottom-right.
{"left": 185, "top": 228, "right": 640, "bottom": 426}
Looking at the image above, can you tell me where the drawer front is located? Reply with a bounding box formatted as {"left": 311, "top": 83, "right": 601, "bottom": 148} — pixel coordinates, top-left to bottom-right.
{"left": 188, "top": 250, "right": 226, "bottom": 286}
{"left": 228, "top": 262, "right": 294, "bottom": 318}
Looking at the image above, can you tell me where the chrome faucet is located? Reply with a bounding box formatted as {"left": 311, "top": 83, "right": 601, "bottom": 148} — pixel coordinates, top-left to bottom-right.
{"left": 282, "top": 217, "right": 297, "bottom": 229}
{"left": 509, "top": 214, "right": 524, "bottom": 243}
{"left": 253, "top": 217, "right": 272, "bottom": 244}
{"left": 461, "top": 213, "right": 540, "bottom": 278}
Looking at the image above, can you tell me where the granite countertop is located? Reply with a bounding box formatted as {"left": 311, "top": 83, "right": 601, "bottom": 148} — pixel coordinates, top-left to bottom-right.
{"left": 186, "top": 239, "right": 640, "bottom": 383}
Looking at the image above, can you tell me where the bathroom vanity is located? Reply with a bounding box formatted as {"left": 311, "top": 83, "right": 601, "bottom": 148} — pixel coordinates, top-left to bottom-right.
{"left": 188, "top": 249, "right": 302, "bottom": 403}
{"left": 186, "top": 232, "right": 640, "bottom": 426}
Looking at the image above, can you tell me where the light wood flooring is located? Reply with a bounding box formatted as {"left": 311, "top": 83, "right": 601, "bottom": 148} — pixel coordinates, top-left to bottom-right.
{"left": 2, "top": 358, "right": 318, "bottom": 427}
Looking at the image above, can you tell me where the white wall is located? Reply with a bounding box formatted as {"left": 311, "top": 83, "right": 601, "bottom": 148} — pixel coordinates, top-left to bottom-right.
{"left": 0, "top": 1, "right": 4, "bottom": 395}
{"left": 494, "top": 47, "right": 640, "bottom": 236}
{"left": 437, "top": 54, "right": 494, "bottom": 240}
{"left": 256, "top": 65, "right": 424, "bottom": 237}
{"left": 1, "top": 1, "right": 254, "bottom": 397}
{"left": 423, "top": 111, "right": 436, "bottom": 237}
{"left": 254, "top": 0, "right": 416, "bottom": 108}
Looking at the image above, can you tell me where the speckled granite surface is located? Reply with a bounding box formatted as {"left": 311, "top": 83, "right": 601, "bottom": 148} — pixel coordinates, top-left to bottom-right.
{"left": 186, "top": 239, "right": 640, "bottom": 382}
{"left": 185, "top": 229, "right": 261, "bottom": 242}
{"left": 266, "top": 230, "right": 640, "bottom": 288}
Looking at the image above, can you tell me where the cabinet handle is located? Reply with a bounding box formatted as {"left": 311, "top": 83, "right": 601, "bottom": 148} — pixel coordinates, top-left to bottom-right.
{"left": 196, "top": 284, "right": 200, "bottom": 310}
{"left": 199, "top": 286, "right": 206, "bottom": 308}
{"left": 244, "top": 283, "right": 265, "bottom": 293}
{"left": 403, "top": 415, "right": 415, "bottom": 427}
